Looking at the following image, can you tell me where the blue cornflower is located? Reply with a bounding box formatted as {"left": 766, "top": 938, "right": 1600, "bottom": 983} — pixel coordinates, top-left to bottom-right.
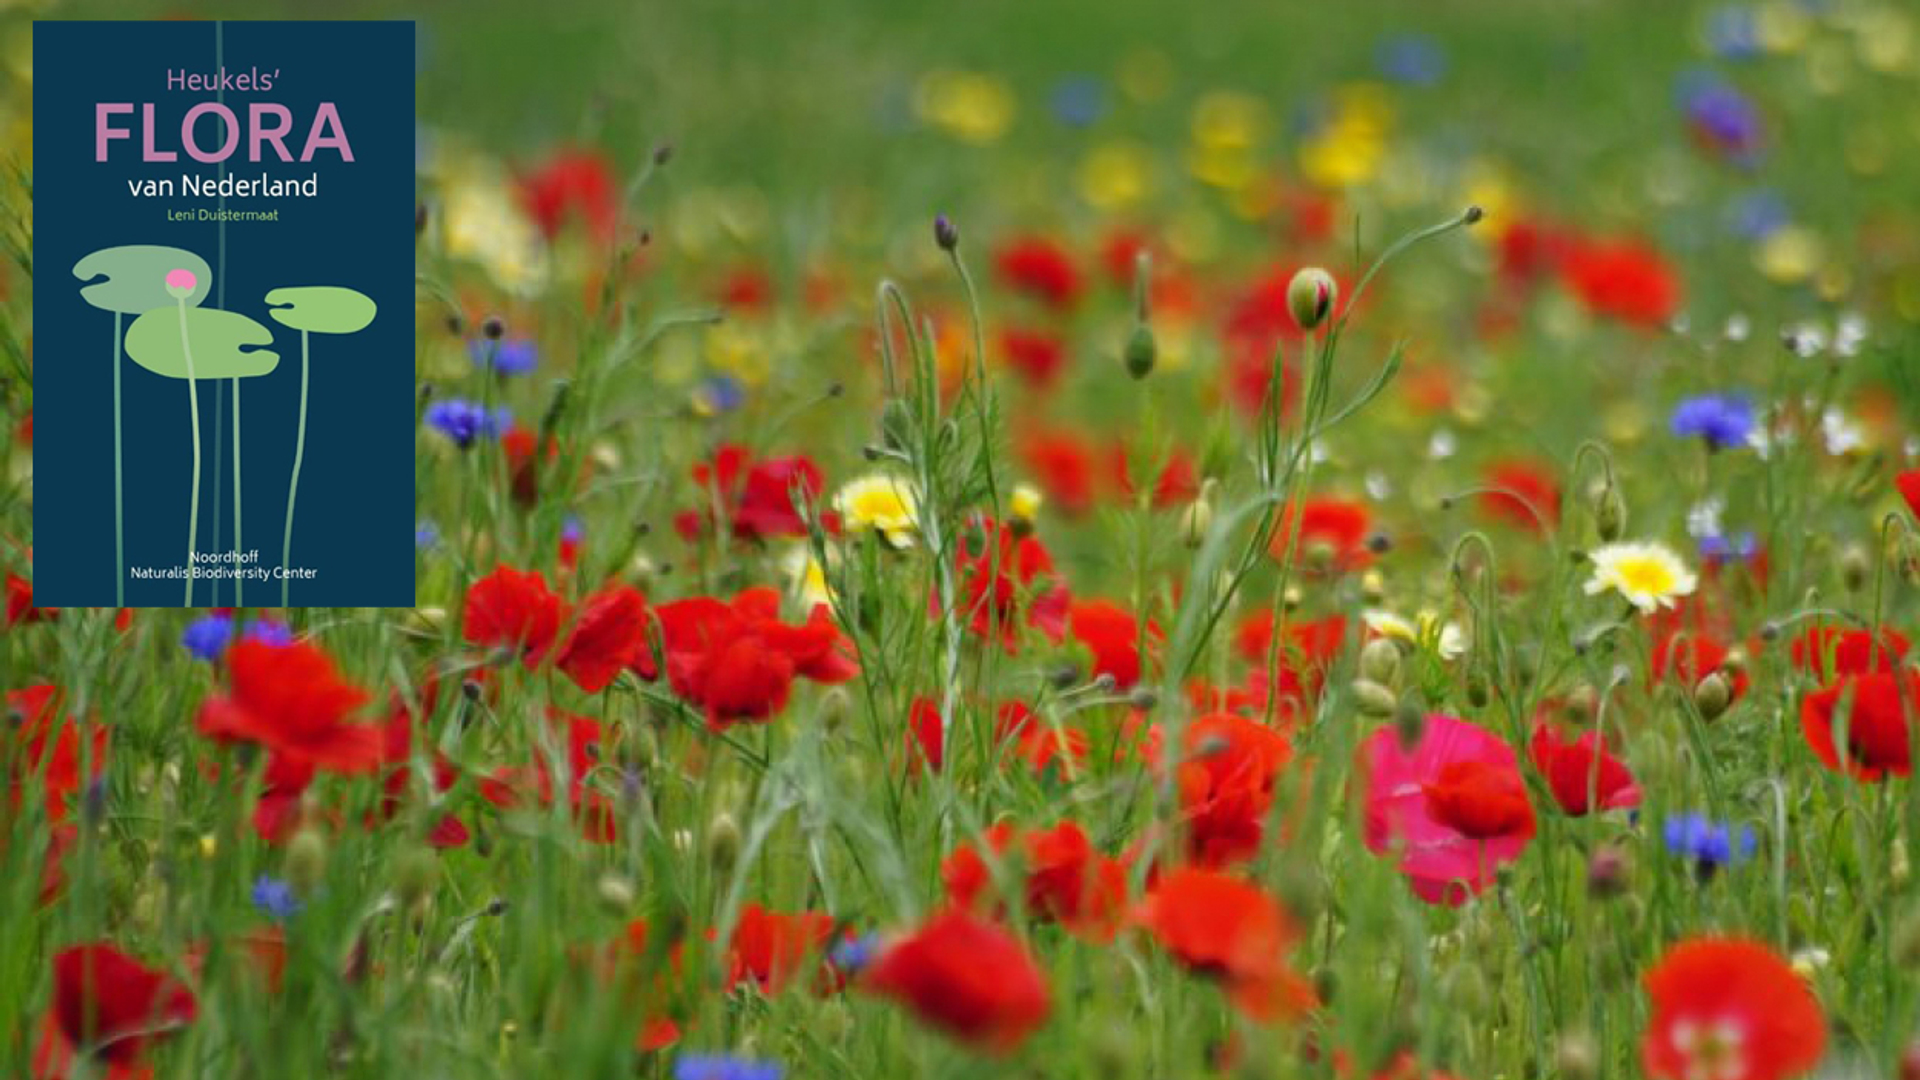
{"left": 691, "top": 374, "right": 745, "bottom": 417}
{"left": 1048, "top": 75, "right": 1107, "bottom": 128}
{"left": 673, "top": 1054, "right": 782, "bottom": 1080}
{"left": 251, "top": 875, "right": 303, "bottom": 919}
{"left": 471, "top": 336, "right": 537, "bottom": 376}
{"left": 1663, "top": 812, "right": 1756, "bottom": 879}
{"left": 1678, "top": 71, "right": 1765, "bottom": 164}
{"left": 1699, "top": 531, "right": 1759, "bottom": 563}
{"left": 425, "top": 400, "right": 510, "bottom": 449}
{"left": 244, "top": 619, "right": 294, "bottom": 647}
{"left": 1376, "top": 34, "right": 1447, "bottom": 86}
{"left": 828, "top": 932, "right": 882, "bottom": 974}
{"left": 1669, "top": 394, "right": 1754, "bottom": 450}
{"left": 416, "top": 520, "right": 441, "bottom": 550}
{"left": 182, "top": 614, "right": 236, "bottom": 661}
{"left": 561, "top": 516, "right": 585, "bottom": 546}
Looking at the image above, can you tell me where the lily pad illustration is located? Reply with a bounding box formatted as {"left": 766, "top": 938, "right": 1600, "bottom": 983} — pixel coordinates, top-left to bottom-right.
{"left": 264, "top": 286, "right": 377, "bottom": 334}
{"left": 73, "top": 245, "right": 212, "bottom": 605}
{"left": 125, "top": 287, "right": 280, "bottom": 606}
{"left": 265, "top": 286, "right": 377, "bottom": 605}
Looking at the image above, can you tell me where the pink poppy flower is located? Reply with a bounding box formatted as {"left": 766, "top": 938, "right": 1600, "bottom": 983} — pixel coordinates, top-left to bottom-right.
{"left": 1363, "top": 714, "right": 1535, "bottom": 905}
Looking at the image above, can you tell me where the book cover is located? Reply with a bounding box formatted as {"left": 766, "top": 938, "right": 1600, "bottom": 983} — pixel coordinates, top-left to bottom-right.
{"left": 30, "top": 20, "right": 414, "bottom": 608}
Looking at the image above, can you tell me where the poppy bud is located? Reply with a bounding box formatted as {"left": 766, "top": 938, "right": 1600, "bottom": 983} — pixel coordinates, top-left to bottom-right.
{"left": 708, "top": 812, "right": 742, "bottom": 873}
{"left": 1393, "top": 698, "right": 1425, "bottom": 749}
{"left": 1360, "top": 638, "right": 1402, "bottom": 686}
{"left": 1360, "top": 570, "right": 1386, "bottom": 603}
{"left": 818, "top": 686, "right": 853, "bottom": 733}
{"left": 1594, "top": 483, "right": 1626, "bottom": 541}
{"left": 1287, "top": 267, "right": 1337, "bottom": 331}
{"left": 481, "top": 315, "right": 505, "bottom": 341}
{"left": 1353, "top": 679, "right": 1398, "bottom": 718}
{"left": 1180, "top": 489, "right": 1214, "bottom": 550}
{"left": 1587, "top": 845, "right": 1632, "bottom": 899}
{"left": 597, "top": 873, "right": 636, "bottom": 915}
{"left": 1841, "top": 543, "right": 1872, "bottom": 592}
{"left": 933, "top": 214, "right": 959, "bottom": 252}
{"left": 1128, "top": 686, "right": 1159, "bottom": 711}
{"left": 1555, "top": 1032, "right": 1599, "bottom": 1080}
{"left": 286, "top": 826, "right": 328, "bottom": 895}
{"left": 1123, "top": 324, "right": 1156, "bottom": 379}
{"left": 1693, "top": 672, "right": 1732, "bottom": 721}
{"left": 1466, "top": 671, "right": 1491, "bottom": 708}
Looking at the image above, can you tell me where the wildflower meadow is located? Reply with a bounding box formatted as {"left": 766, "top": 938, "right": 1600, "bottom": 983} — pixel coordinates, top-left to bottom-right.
{"left": 7, "top": 1, "right": 1920, "bottom": 1078}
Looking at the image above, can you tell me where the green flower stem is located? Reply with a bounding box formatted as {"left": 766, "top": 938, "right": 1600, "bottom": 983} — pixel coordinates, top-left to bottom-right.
{"left": 112, "top": 310, "right": 124, "bottom": 606}
{"left": 232, "top": 376, "right": 243, "bottom": 607}
{"left": 176, "top": 297, "right": 201, "bottom": 607}
{"left": 281, "top": 329, "right": 309, "bottom": 607}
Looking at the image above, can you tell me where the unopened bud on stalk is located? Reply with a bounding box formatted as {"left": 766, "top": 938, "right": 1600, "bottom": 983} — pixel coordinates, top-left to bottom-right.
{"left": 1180, "top": 481, "right": 1216, "bottom": 549}
{"left": 1555, "top": 1032, "right": 1600, "bottom": 1080}
{"left": 1393, "top": 698, "right": 1426, "bottom": 749}
{"left": 1693, "top": 672, "right": 1732, "bottom": 721}
{"left": 1466, "top": 671, "right": 1491, "bottom": 708}
{"left": 708, "top": 812, "right": 742, "bottom": 873}
{"left": 1124, "top": 324, "right": 1157, "bottom": 380}
{"left": 597, "top": 873, "right": 636, "bottom": 915}
{"left": 1287, "top": 267, "right": 1337, "bottom": 331}
{"left": 286, "top": 826, "right": 328, "bottom": 894}
{"left": 933, "top": 214, "right": 959, "bottom": 252}
{"left": 1352, "top": 679, "right": 1398, "bottom": 718}
{"left": 1360, "top": 637, "right": 1402, "bottom": 686}
{"left": 394, "top": 845, "right": 439, "bottom": 911}
{"left": 1587, "top": 845, "right": 1632, "bottom": 899}
{"left": 1594, "top": 483, "right": 1627, "bottom": 541}
{"left": 1841, "top": 543, "right": 1872, "bottom": 592}
{"left": 1360, "top": 570, "right": 1386, "bottom": 603}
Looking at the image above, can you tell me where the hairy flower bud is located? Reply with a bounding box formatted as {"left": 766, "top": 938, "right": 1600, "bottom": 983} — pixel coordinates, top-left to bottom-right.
{"left": 1353, "top": 678, "right": 1398, "bottom": 718}
{"left": 1287, "top": 267, "right": 1337, "bottom": 331}
{"left": 1124, "top": 324, "right": 1157, "bottom": 380}
{"left": 1693, "top": 671, "right": 1732, "bottom": 721}
{"left": 1359, "top": 637, "right": 1402, "bottom": 686}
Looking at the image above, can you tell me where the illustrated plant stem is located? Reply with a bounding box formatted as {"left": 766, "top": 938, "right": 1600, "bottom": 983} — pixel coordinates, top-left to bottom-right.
{"left": 233, "top": 377, "right": 243, "bottom": 607}
{"left": 281, "top": 329, "right": 309, "bottom": 607}
{"left": 176, "top": 297, "right": 202, "bottom": 607}
{"left": 113, "top": 311, "right": 124, "bottom": 606}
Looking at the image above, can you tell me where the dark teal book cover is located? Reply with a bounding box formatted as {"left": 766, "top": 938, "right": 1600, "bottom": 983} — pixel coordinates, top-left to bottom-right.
{"left": 31, "top": 20, "right": 415, "bottom": 608}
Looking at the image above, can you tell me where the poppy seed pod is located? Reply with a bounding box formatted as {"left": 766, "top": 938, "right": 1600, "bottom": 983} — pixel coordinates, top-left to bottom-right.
{"left": 1693, "top": 671, "right": 1732, "bottom": 721}
{"left": 1124, "top": 323, "right": 1157, "bottom": 379}
{"left": 1353, "top": 678, "right": 1398, "bottom": 718}
{"left": 1287, "top": 267, "right": 1337, "bottom": 331}
{"left": 1360, "top": 637, "right": 1402, "bottom": 686}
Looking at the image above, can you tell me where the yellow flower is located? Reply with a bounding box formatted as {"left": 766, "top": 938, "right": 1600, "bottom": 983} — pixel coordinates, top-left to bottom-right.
{"left": 1584, "top": 542, "right": 1697, "bottom": 613}
{"left": 1077, "top": 142, "right": 1153, "bottom": 211}
{"left": 431, "top": 152, "right": 549, "bottom": 296}
{"left": 834, "top": 474, "right": 921, "bottom": 548}
{"left": 1010, "top": 482, "right": 1044, "bottom": 525}
{"left": 1297, "top": 84, "right": 1394, "bottom": 190}
{"left": 915, "top": 70, "right": 1015, "bottom": 145}
{"left": 782, "top": 546, "right": 834, "bottom": 607}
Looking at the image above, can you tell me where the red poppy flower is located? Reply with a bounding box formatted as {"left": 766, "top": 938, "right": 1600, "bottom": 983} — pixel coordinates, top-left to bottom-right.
{"left": 1800, "top": 670, "right": 1920, "bottom": 780}
{"left": 676, "top": 444, "right": 828, "bottom": 542}
{"left": 46, "top": 944, "right": 196, "bottom": 1070}
{"left": 1269, "top": 497, "right": 1373, "bottom": 572}
{"left": 1019, "top": 431, "right": 1099, "bottom": 516}
{"left": 462, "top": 565, "right": 565, "bottom": 667}
{"left": 864, "top": 909, "right": 1051, "bottom": 1055}
{"left": 500, "top": 426, "right": 566, "bottom": 507}
{"left": 555, "top": 583, "right": 654, "bottom": 693}
{"left": 1642, "top": 938, "right": 1824, "bottom": 1080}
{"left": 655, "top": 587, "right": 858, "bottom": 728}
{"left": 1157, "top": 711, "right": 1293, "bottom": 867}
{"left": 1899, "top": 470, "right": 1920, "bottom": 522}
{"left": 997, "top": 326, "right": 1069, "bottom": 390}
{"left": 1529, "top": 723, "right": 1639, "bottom": 815}
{"left": 1789, "top": 624, "right": 1908, "bottom": 683}
{"left": 1559, "top": 238, "right": 1681, "bottom": 328}
{"left": 1649, "top": 630, "right": 1752, "bottom": 703}
{"left": 1363, "top": 714, "right": 1534, "bottom": 905}
{"left": 994, "top": 236, "right": 1082, "bottom": 310}
{"left": 1133, "top": 866, "right": 1314, "bottom": 1022}
{"left": 726, "top": 904, "right": 838, "bottom": 995}
{"left": 589, "top": 919, "right": 686, "bottom": 1052}
{"left": 1480, "top": 458, "right": 1561, "bottom": 531}
{"left": 196, "top": 640, "right": 383, "bottom": 775}
{"left": 1234, "top": 611, "right": 1347, "bottom": 696}
{"left": 942, "top": 820, "right": 1127, "bottom": 942}
{"left": 481, "top": 708, "right": 619, "bottom": 841}
{"left": 907, "top": 696, "right": 945, "bottom": 773}
{"left": 7, "top": 569, "right": 56, "bottom": 626}
{"left": 1068, "top": 599, "right": 1159, "bottom": 689}
{"left": 952, "top": 517, "right": 1071, "bottom": 647}
{"left": 516, "top": 146, "right": 617, "bottom": 243}
{"left": 1496, "top": 218, "right": 1572, "bottom": 287}
{"left": 6, "top": 685, "right": 107, "bottom": 823}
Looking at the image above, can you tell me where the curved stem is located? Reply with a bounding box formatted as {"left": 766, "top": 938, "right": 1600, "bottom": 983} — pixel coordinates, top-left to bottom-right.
{"left": 232, "top": 377, "right": 243, "bottom": 607}
{"left": 176, "top": 298, "right": 201, "bottom": 607}
{"left": 112, "top": 311, "right": 124, "bottom": 606}
{"left": 282, "top": 329, "right": 309, "bottom": 607}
